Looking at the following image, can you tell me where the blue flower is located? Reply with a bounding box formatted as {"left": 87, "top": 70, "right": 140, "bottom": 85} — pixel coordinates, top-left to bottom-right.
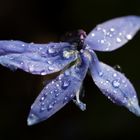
{"left": 0, "top": 16, "right": 140, "bottom": 126}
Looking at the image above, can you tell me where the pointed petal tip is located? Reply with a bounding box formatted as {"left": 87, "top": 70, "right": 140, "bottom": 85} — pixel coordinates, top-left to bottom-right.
{"left": 127, "top": 102, "right": 140, "bottom": 117}
{"left": 27, "top": 113, "right": 39, "bottom": 126}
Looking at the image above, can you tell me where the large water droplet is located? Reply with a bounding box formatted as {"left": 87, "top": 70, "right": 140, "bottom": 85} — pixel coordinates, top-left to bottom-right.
{"left": 112, "top": 80, "right": 120, "bottom": 88}
{"left": 62, "top": 80, "right": 70, "bottom": 89}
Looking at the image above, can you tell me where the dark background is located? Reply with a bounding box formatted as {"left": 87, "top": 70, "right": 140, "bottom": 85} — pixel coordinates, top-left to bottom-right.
{"left": 0, "top": 0, "right": 140, "bottom": 140}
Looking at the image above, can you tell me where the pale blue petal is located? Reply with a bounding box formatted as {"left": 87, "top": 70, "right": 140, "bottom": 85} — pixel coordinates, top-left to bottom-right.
{"left": 89, "top": 50, "right": 140, "bottom": 116}
{"left": 27, "top": 52, "right": 89, "bottom": 125}
{"left": 0, "top": 40, "right": 78, "bottom": 75}
{"left": 85, "top": 16, "right": 140, "bottom": 51}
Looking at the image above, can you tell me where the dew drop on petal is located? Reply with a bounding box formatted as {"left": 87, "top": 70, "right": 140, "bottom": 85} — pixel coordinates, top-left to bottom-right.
{"left": 48, "top": 66, "right": 54, "bottom": 71}
{"left": 125, "top": 34, "right": 132, "bottom": 40}
{"left": 112, "top": 80, "right": 120, "bottom": 88}
{"left": 40, "top": 96, "right": 45, "bottom": 102}
{"left": 47, "top": 60, "right": 52, "bottom": 65}
{"left": 101, "top": 40, "right": 105, "bottom": 44}
{"left": 98, "top": 71, "right": 103, "bottom": 77}
{"left": 113, "top": 73, "right": 117, "bottom": 77}
{"left": 48, "top": 47, "right": 56, "bottom": 54}
{"left": 110, "top": 28, "right": 115, "bottom": 32}
{"left": 40, "top": 70, "right": 46, "bottom": 75}
{"left": 116, "top": 37, "right": 121, "bottom": 43}
{"left": 47, "top": 104, "right": 53, "bottom": 111}
{"left": 63, "top": 96, "right": 69, "bottom": 104}
{"left": 40, "top": 106, "right": 46, "bottom": 112}
{"left": 62, "top": 80, "right": 70, "bottom": 89}
{"left": 41, "top": 102, "right": 45, "bottom": 106}
{"left": 91, "top": 33, "right": 95, "bottom": 37}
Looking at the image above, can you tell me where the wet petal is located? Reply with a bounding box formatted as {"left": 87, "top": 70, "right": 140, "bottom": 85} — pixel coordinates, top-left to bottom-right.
{"left": 0, "top": 40, "right": 78, "bottom": 75}
{"left": 89, "top": 50, "right": 140, "bottom": 116}
{"left": 27, "top": 52, "right": 89, "bottom": 125}
{"left": 85, "top": 16, "right": 140, "bottom": 51}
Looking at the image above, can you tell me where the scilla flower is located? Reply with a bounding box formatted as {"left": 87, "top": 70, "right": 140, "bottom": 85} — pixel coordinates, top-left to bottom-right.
{"left": 0, "top": 16, "right": 140, "bottom": 126}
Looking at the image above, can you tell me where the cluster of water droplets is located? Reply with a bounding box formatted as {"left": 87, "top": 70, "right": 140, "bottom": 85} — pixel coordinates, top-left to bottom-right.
{"left": 90, "top": 24, "right": 133, "bottom": 51}
{"left": 95, "top": 63, "right": 133, "bottom": 105}
{"left": 37, "top": 73, "right": 72, "bottom": 113}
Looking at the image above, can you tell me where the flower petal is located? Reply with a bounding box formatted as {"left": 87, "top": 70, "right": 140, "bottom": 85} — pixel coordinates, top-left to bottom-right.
{"left": 27, "top": 52, "right": 89, "bottom": 125}
{"left": 0, "top": 40, "right": 78, "bottom": 75}
{"left": 89, "top": 50, "right": 140, "bottom": 116}
{"left": 85, "top": 16, "right": 140, "bottom": 51}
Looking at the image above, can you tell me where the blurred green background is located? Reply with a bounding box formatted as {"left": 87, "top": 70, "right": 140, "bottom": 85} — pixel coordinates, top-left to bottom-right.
{"left": 0, "top": 0, "right": 140, "bottom": 140}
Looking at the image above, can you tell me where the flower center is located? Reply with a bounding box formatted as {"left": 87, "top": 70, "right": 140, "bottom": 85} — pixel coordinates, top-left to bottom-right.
{"left": 62, "top": 29, "right": 87, "bottom": 51}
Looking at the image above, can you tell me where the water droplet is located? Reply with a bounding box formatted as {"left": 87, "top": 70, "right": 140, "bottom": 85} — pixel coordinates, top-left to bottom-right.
{"left": 91, "top": 33, "right": 95, "bottom": 37}
{"left": 119, "top": 32, "right": 122, "bottom": 36}
{"left": 126, "top": 34, "right": 132, "bottom": 40}
{"left": 101, "top": 40, "right": 105, "bottom": 44}
{"left": 29, "top": 65, "right": 34, "bottom": 72}
{"left": 48, "top": 47, "right": 55, "bottom": 54}
{"left": 102, "top": 29, "right": 107, "bottom": 34}
{"left": 20, "top": 62, "right": 24, "bottom": 65}
{"left": 99, "top": 71, "right": 103, "bottom": 77}
{"left": 113, "top": 73, "right": 117, "bottom": 77}
{"left": 54, "top": 89, "right": 58, "bottom": 92}
{"left": 124, "top": 84, "right": 127, "bottom": 87}
{"left": 40, "top": 106, "right": 46, "bottom": 112}
{"left": 47, "top": 104, "right": 53, "bottom": 111}
{"left": 40, "top": 70, "right": 46, "bottom": 75}
{"left": 40, "top": 96, "right": 45, "bottom": 101}
{"left": 56, "top": 84, "right": 60, "bottom": 87}
{"left": 65, "top": 71, "right": 70, "bottom": 76}
{"left": 62, "top": 80, "right": 70, "bottom": 89}
{"left": 113, "top": 90, "right": 117, "bottom": 94}
{"left": 47, "top": 60, "right": 52, "bottom": 64}
{"left": 55, "top": 93, "right": 59, "bottom": 97}
{"left": 100, "top": 81, "right": 103, "bottom": 84}
{"left": 112, "top": 80, "right": 120, "bottom": 88}
{"left": 96, "top": 25, "right": 101, "bottom": 31}
{"left": 41, "top": 102, "right": 45, "bottom": 106}
{"left": 116, "top": 37, "right": 121, "bottom": 43}
{"left": 110, "top": 28, "right": 115, "bottom": 32}
{"left": 105, "top": 47, "right": 109, "bottom": 51}
{"left": 48, "top": 66, "right": 54, "bottom": 71}
{"left": 63, "top": 96, "right": 69, "bottom": 104}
